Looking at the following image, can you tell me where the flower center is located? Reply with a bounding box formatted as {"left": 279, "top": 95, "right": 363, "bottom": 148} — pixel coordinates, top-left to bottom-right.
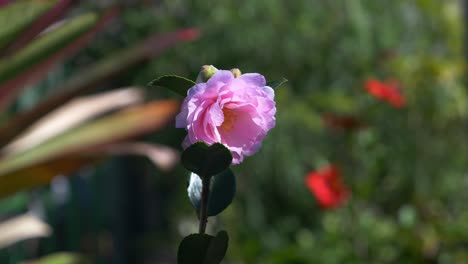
{"left": 220, "top": 108, "right": 238, "bottom": 132}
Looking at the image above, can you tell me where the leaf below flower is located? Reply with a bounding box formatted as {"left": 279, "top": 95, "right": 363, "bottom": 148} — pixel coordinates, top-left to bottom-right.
{"left": 187, "top": 169, "right": 236, "bottom": 217}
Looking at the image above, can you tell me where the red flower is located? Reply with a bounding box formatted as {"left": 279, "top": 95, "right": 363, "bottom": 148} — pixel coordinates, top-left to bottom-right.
{"left": 322, "top": 113, "right": 366, "bottom": 131}
{"left": 305, "top": 165, "right": 350, "bottom": 209}
{"left": 365, "top": 78, "right": 406, "bottom": 108}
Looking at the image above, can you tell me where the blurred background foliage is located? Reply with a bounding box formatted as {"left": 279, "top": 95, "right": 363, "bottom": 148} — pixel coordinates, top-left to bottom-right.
{"left": 1, "top": 0, "right": 467, "bottom": 263}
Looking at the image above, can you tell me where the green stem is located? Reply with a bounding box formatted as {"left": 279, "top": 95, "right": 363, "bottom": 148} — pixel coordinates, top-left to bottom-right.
{"left": 198, "top": 176, "right": 211, "bottom": 234}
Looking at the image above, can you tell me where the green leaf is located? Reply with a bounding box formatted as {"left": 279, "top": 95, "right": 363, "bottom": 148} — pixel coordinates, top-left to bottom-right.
{"left": 0, "top": 213, "right": 52, "bottom": 249}
{"left": 148, "top": 75, "right": 196, "bottom": 96}
{"left": 181, "top": 142, "right": 232, "bottom": 177}
{"left": 0, "top": 100, "right": 179, "bottom": 199}
{"left": 0, "top": 8, "right": 118, "bottom": 110}
{"left": 177, "top": 231, "right": 229, "bottom": 264}
{"left": 178, "top": 233, "right": 213, "bottom": 264}
{"left": 0, "top": 157, "right": 98, "bottom": 200}
{"left": 0, "top": 27, "right": 197, "bottom": 146}
{"left": 267, "top": 78, "right": 288, "bottom": 89}
{"left": 188, "top": 169, "right": 236, "bottom": 216}
{"left": 22, "top": 252, "right": 90, "bottom": 264}
{"left": 0, "top": 0, "right": 76, "bottom": 56}
{"left": 204, "top": 231, "right": 229, "bottom": 264}
{"left": 0, "top": 0, "right": 56, "bottom": 49}
{"left": 3, "top": 88, "right": 143, "bottom": 154}
{"left": 0, "top": 193, "right": 29, "bottom": 215}
{"left": 0, "top": 12, "right": 99, "bottom": 84}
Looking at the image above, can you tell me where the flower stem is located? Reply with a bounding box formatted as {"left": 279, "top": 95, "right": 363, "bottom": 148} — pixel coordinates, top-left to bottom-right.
{"left": 198, "top": 176, "right": 211, "bottom": 234}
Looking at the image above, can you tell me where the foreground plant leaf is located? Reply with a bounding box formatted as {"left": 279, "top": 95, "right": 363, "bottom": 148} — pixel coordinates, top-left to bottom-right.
{"left": 0, "top": 1, "right": 12, "bottom": 8}
{"left": 178, "top": 231, "right": 229, "bottom": 264}
{"left": 3, "top": 88, "right": 143, "bottom": 153}
{"left": 0, "top": 0, "right": 76, "bottom": 56}
{"left": 0, "top": 100, "right": 179, "bottom": 177}
{"left": 0, "top": 28, "right": 199, "bottom": 147}
{"left": 181, "top": 142, "right": 232, "bottom": 177}
{"left": 148, "top": 75, "right": 196, "bottom": 96}
{"left": 21, "top": 252, "right": 90, "bottom": 264}
{"left": 0, "top": 142, "right": 179, "bottom": 199}
{"left": 0, "top": 213, "right": 52, "bottom": 249}
{"left": 0, "top": 0, "right": 56, "bottom": 49}
{"left": 0, "top": 8, "right": 119, "bottom": 109}
{"left": 92, "top": 142, "right": 179, "bottom": 172}
{"left": 0, "top": 156, "right": 98, "bottom": 199}
{"left": 188, "top": 169, "right": 236, "bottom": 216}
{"left": 0, "top": 11, "right": 98, "bottom": 84}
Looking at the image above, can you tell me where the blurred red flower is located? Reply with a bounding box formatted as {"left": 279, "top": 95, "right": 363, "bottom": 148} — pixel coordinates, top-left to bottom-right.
{"left": 365, "top": 78, "right": 406, "bottom": 108}
{"left": 322, "top": 113, "right": 366, "bottom": 131}
{"left": 305, "top": 165, "right": 350, "bottom": 209}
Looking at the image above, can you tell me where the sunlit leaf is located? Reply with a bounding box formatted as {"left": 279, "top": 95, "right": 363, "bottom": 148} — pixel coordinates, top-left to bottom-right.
{"left": 0, "top": 0, "right": 76, "bottom": 56}
{"left": 3, "top": 88, "right": 143, "bottom": 153}
{"left": 0, "top": 12, "right": 97, "bottom": 83}
{"left": 0, "top": 28, "right": 199, "bottom": 147}
{"left": 0, "top": 143, "right": 178, "bottom": 198}
{"left": 188, "top": 169, "right": 236, "bottom": 216}
{"left": 0, "top": 156, "right": 98, "bottom": 199}
{"left": 92, "top": 142, "right": 179, "bottom": 172}
{"left": 0, "top": 100, "right": 179, "bottom": 177}
{"left": 0, "top": 0, "right": 56, "bottom": 49}
{"left": 22, "top": 252, "right": 90, "bottom": 264}
{"left": 0, "top": 8, "right": 119, "bottom": 109}
{"left": 0, "top": 213, "right": 52, "bottom": 249}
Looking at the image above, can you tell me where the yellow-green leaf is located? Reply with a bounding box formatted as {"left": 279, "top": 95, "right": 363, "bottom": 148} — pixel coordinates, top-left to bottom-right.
{"left": 0, "top": 0, "right": 57, "bottom": 49}
{"left": 0, "top": 156, "right": 98, "bottom": 199}
{"left": 0, "top": 12, "right": 98, "bottom": 84}
{"left": 22, "top": 252, "right": 90, "bottom": 264}
{"left": 0, "top": 100, "right": 179, "bottom": 177}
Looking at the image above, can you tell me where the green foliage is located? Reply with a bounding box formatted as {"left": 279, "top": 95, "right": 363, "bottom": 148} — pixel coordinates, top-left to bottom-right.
{"left": 188, "top": 169, "right": 236, "bottom": 216}
{"left": 0, "top": 12, "right": 98, "bottom": 83}
{"left": 149, "top": 75, "right": 196, "bottom": 96}
{"left": 178, "top": 233, "right": 212, "bottom": 264}
{"left": 178, "top": 231, "right": 229, "bottom": 264}
{"left": 181, "top": 142, "right": 232, "bottom": 177}
{"left": 0, "top": 2, "right": 198, "bottom": 263}
{"left": 24, "top": 252, "right": 90, "bottom": 264}
{"left": 0, "top": 100, "right": 179, "bottom": 198}
{"left": 0, "top": 0, "right": 56, "bottom": 49}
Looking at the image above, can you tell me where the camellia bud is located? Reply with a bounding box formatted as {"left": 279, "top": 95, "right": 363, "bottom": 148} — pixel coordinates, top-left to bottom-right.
{"left": 196, "top": 65, "right": 218, "bottom": 83}
{"left": 230, "top": 68, "right": 241, "bottom": 78}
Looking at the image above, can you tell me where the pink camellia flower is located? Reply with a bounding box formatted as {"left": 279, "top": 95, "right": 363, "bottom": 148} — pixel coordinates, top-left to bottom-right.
{"left": 176, "top": 68, "right": 276, "bottom": 164}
